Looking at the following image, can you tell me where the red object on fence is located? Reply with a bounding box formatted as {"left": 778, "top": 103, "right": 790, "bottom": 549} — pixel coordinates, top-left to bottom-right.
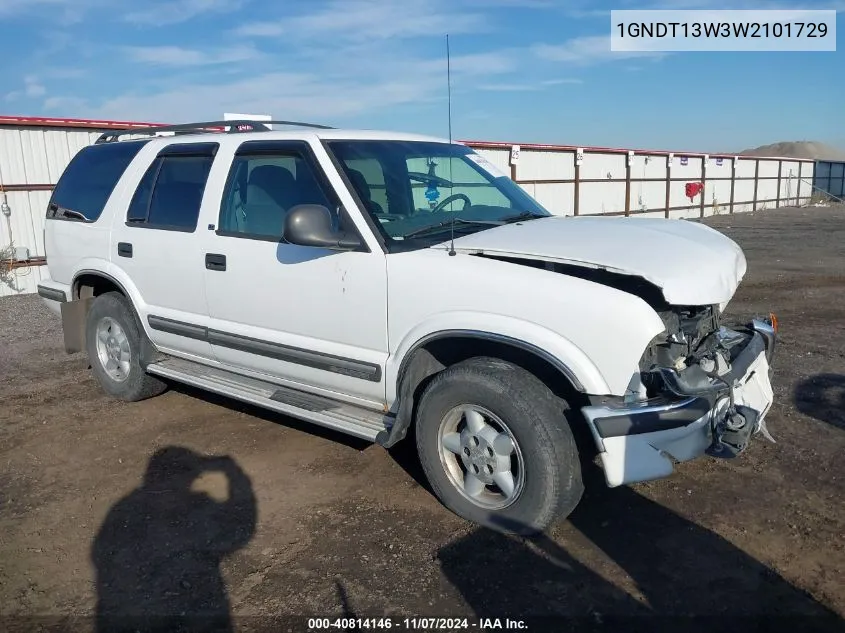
{"left": 685, "top": 182, "right": 704, "bottom": 201}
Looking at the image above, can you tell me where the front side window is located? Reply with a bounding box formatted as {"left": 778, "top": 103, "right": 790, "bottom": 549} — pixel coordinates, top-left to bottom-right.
{"left": 326, "top": 140, "right": 550, "bottom": 247}
{"left": 218, "top": 148, "right": 336, "bottom": 240}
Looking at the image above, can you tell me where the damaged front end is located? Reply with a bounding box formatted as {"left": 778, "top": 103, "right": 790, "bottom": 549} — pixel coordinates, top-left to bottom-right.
{"left": 582, "top": 303, "right": 778, "bottom": 488}
{"left": 638, "top": 306, "right": 777, "bottom": 457}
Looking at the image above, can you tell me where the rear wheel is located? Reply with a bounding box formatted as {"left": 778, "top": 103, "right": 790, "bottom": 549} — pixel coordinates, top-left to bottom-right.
{"left": 415, "top": 357, "right": 583, "bottom": 535}
{"left": 85, "top": 292, "right": 166, "bottom": 402}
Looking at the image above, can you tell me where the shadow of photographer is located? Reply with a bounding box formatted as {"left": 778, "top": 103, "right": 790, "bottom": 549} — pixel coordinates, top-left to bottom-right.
{"left": 91, "top": 446, "right": 257, "bottom": 633}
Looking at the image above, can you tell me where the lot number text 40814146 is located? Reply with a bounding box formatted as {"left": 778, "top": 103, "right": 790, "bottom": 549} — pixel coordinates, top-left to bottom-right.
{"left": 306, "top": 617, "right": 529, "bottom": 630}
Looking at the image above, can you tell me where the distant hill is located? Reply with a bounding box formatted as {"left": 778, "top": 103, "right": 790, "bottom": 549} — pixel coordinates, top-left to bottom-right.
{"left": 738, "top": 141, "right": 845, "bottom": 161}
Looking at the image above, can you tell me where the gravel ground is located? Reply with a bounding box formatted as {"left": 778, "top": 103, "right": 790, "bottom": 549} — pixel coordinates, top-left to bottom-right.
{"left": 0, "top": 205, "right": 843, "bottom": 632}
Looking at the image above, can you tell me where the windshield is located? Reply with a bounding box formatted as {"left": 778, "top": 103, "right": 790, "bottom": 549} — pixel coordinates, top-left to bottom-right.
{"left": 324, "top": 140, "right": 551, "bottom": 246}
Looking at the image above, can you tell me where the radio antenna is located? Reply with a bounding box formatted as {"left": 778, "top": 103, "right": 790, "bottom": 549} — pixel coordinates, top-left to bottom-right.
{"left": 446, "top": 33, "right": 456, "bottom": 256}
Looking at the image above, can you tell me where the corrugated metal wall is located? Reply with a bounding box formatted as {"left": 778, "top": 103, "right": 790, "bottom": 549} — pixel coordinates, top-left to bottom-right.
{"left": 1, "top": 126, "right": 102, "bottom": 296}
{"left": 814, "top": 161, "right": 845, "bottom": 199}
{"left": 0, "top": 122, "right": 821, "bottom": 297}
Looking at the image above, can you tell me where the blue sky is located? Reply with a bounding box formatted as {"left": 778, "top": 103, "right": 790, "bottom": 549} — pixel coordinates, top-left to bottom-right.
{"left": 2, "top": 0, "right": 843, "bottom": 153}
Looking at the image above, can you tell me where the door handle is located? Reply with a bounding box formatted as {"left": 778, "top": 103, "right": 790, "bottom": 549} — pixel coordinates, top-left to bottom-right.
{"left": 117, "top": 242, "right": 133, "bottom": 258}
{"left": 205, "top": 253, "right": 226, "bottom": 271}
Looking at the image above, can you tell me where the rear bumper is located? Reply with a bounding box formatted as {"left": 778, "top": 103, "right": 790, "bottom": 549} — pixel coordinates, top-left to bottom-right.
{"left": 582, "top": 319, "right": 776, "bottom": 488}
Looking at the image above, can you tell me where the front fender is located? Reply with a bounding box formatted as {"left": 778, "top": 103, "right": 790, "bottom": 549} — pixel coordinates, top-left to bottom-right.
{"left": 386, "top": 311, "right": 611, "bottom": 401}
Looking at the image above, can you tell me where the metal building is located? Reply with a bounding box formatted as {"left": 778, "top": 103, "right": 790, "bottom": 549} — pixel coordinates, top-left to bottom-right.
{"left": 0, "top": 116, "right": 167, "bottom": 297}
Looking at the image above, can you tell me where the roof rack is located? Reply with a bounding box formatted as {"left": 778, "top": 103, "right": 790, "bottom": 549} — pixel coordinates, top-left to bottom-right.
{"left": 94, "top": 119, "right": 334, "bottom": 144}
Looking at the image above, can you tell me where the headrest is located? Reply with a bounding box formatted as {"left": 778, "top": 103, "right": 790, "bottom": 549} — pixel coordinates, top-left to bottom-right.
{"left": 246, "top": 165, "right": 295, "bottom": 206}
{"left": 346, "top": 168, "right": 371, "bottom": 199}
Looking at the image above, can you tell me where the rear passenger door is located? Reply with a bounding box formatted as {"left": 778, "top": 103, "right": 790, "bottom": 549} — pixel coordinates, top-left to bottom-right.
{"left": 111, "top": 142, "right": 218, "bottom": 361}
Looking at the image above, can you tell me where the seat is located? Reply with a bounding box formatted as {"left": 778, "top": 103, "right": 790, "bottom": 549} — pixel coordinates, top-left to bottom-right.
{"left": 242, "top": 165, "right": 296, "bottom": 237}
{"left": 346, "top": 168, "right": 383, "bottom": 214}
{"left": 290, "top": 158, "right": 333, "bottom": 209}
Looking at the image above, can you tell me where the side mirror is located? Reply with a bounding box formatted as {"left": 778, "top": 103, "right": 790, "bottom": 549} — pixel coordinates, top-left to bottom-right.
{"left": 283, "top": 204, "right": 362, "bottom": 250}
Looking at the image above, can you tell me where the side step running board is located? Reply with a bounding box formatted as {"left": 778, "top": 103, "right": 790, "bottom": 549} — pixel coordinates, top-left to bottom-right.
{"left": 146, "top": 358, "right": 392, "bottom": 442}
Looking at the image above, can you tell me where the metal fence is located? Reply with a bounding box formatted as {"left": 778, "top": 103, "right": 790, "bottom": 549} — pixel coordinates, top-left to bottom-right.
{"left": 464, "top": 141, "right": 815, "bottom": 219}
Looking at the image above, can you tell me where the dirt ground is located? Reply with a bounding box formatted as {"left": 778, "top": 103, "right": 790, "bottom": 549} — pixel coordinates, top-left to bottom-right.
{"left": 1, "top": 205, "right": 843, "bottom": 632}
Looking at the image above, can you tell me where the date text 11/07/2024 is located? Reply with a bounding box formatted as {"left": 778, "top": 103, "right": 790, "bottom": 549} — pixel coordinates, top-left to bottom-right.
{"left": 307, "top": 617, "right": 528, "bottom": 630}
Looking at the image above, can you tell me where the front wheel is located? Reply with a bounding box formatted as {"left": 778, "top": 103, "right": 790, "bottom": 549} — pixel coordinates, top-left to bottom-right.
{"left": 415, "top": 357, "right": 583, "bottom": 535}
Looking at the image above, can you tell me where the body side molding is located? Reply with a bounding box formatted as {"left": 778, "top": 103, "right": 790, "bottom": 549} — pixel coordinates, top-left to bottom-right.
{"left": 147, "top": 315, "right": 382, "bottom": 382}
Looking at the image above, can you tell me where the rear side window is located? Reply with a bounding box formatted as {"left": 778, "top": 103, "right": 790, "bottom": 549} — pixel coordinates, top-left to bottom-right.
{"left": 47, "top": 140, "right": 148, "bottom": 222}
{"left": 126, "top": 143, "right": 217, "bottom": 232}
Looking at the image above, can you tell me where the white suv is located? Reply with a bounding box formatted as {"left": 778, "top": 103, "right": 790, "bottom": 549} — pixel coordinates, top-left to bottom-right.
{"left": 38, "top": 120, "right": 777, "bottom": 534}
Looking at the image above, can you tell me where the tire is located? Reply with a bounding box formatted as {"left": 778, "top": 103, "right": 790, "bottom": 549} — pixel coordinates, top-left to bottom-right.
{"left": 85, "top": 291, "right": 167, "bottom": 402}
{"left": 415, "top": 357, "right": 583, "bottom": 536}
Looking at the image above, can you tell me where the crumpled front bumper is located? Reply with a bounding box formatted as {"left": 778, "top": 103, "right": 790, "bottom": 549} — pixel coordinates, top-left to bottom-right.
{"left": 582, "top": 318, "right": 777, "bottom": 488}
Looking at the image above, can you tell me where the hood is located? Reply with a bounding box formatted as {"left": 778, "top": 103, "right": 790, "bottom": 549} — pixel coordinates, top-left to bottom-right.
{"left": 444, "top": 215, "right": 747, "bottom": 307}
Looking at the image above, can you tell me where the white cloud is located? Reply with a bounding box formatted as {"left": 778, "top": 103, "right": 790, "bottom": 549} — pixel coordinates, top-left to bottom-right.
{"left": 568, "top": 9, "right": 611, "bottom": 18}
{"left": 0, "top": 2, "right": 591, "bottom": 126}
{"left": 2, "top": 0, "right": 257, "bottom": 24}
{"left": 417, "top": 50, "right": 518, "bottom": 76}
{"left": 233, "top": 21, "right": 284, "bottom": 37}
{"left": 0, "top": 0, "right": 71, "bottom": 14}
{"left": 0, "top": 0, "right": 108, "bottom": 22}
{"left": 124, "top": 0, "right": 247, "bottom": 26}
{"left": 476, "top": 77, "right": 583, "bottom": 91}
{"left": 640, "top": 0, "right": 845, "bottom": 9}
{"left": 463, "top": 0, "right": 558, "bottom": 7}
{"left": 534, "top": 35, "right": 667, "bottom": 65}
{"left": 464, "top": 110, "right": 494, "bottom": 120}
{"left": 566, "top": 0, "right": 845, "bottom": 17}
{"left": 3, "top": 76, "right": 46, "bottom": 101}
{"left": 86, "top": 72, "right": 430, "bottom": 123}
{"left": 476, "top": 83, "right": 544, "bottom": 92}
{"left": 87, "top": 0, "right": 520, "bottom": 125}
{"left": 464, "top": 0, "right": 604, "bottom": 12}
{"left": 232, "top": 0, "right": 488, "bottom": 41}
{"left": 124, "top": 45, "right": 261, "bottom": 67}
{"left": 24, "top": 76, "right": 46, "bottom": 97}
{"left": 80, "top": 44, "right": 521, "bottom": 124}
{"left": 43, "top": 95, "right": 89, "bottom": 111}
{"left": 42, "top": 67, "right": 87, "bottom": 79}
{"left": 542, "top": 78, "right": 584, "bottom": 85}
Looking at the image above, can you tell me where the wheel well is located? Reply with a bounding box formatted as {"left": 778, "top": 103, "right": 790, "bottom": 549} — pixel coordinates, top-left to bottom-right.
{"left": 66, "top": 272, "right": 160, "bottom": 365}
{"left": 74, "top": 273, "right": 124, "bottom": 300}
{"left": 381, "top": 335, "right": 591, "bottom": 449}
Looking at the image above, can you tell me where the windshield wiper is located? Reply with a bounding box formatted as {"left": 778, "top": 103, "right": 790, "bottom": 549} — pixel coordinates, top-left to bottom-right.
{"left": 404, "top": 218, "right": 504, "bottom": 238}
{"left": 499, "top": 211, "right": 546, "bottom": 224}
{"left": 48, "top": 203, "right": 91, "bottom": 222}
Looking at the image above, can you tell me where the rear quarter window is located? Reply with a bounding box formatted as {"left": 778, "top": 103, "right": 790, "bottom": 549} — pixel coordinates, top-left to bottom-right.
{"left": 47, "top": 140, "right": 148, "bottom": 222}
